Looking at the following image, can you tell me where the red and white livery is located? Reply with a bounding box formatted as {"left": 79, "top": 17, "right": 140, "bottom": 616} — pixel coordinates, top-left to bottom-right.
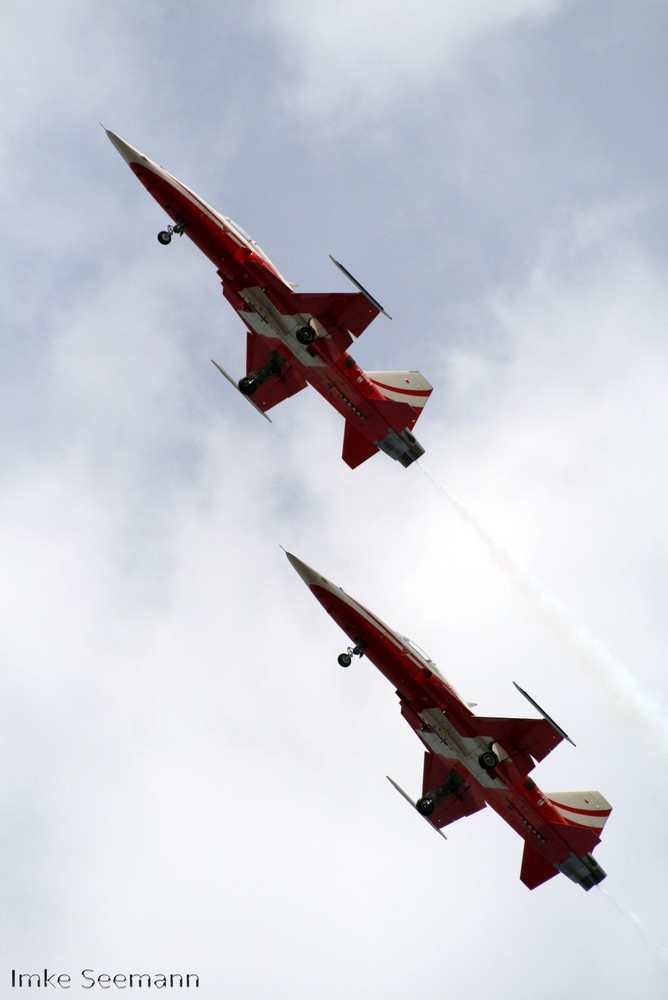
{"left": 106, "top": 130, "right": 432, "bottom": 469}
{"left": 287, "top": 552, "right": 612, "bottom": 891}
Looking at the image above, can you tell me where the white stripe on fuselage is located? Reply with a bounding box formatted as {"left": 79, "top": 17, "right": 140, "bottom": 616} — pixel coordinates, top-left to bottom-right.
{"left": 320, "top": 582, "right": 429, "bottom": 671}
{"left": 149, "top": 160, "right": 234, "bottom": 234}
{"left": 315, "top": 578, "right": 465, "bottom": 697}
{"left": 139, "top": 158, "right": 291, "bottom": 284}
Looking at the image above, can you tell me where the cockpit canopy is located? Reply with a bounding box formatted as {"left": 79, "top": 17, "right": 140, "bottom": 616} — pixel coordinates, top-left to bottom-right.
{"left": 224, "top": 216, "right": 252, "bottom": 242}
{"left": 399, "top": 634, "right": 446, "bottom": 681}
{"left": 223, "top": 216, "right": 283, "bottom": 274}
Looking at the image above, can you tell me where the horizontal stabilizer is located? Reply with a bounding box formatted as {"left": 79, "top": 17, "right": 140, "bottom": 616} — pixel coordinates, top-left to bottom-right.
{"left": 342, "top": 422, "right": 378, "bottom": 469}
{"left": 520, "top": 842, "right": 559, "bottom": 890}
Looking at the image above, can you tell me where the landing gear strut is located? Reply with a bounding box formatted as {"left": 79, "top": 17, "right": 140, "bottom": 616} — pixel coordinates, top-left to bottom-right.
{"left": 337, "top": 640, "right": 365, "bottom": 668}
{"left": 157, "top": 218, "right": 187, "bottom": 244}
{"left": 416, "top": 770, "right": 464, "bottom": 815}
{"left": 239, "top": 350, "right": 286, "bottom": 396}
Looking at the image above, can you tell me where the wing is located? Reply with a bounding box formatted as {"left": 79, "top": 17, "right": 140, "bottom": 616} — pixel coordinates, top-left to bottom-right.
{"left": 288, "top": 290, "right": 380, "bottom": 350}
{"left": 421, "top": 753, "right": 487, "bottom": 831}
{"left": 470, "top": 715, "right": 564, "bottom": 775}
{"left": 245, "top": 331, "right": 308, "bottom": 413}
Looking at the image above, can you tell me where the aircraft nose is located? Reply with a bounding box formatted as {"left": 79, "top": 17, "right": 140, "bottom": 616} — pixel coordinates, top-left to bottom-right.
{"left": 285, "top": 551, "right": 328, "bottom": 590}
{"left": 104, "top": 128, "right": 149, "bottom": 167}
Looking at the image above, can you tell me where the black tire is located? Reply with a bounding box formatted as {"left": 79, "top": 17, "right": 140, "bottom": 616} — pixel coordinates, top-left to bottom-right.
{"left": 157, "top": 231, "right": 172, "bottom": 245}
{"left": 478, "top": 750, "right": 498, "bottom": 771}
{"left": 296, "top": 325, "right": 315, "bottom": 345}
{"left": 238, "top": 377, "right": 257, "bottom": 396}
{"left": 416, "top": 797, "right": 435, "bottom": 816}
{"left": 337, "top": 653, "right": 352, "bottom": 668}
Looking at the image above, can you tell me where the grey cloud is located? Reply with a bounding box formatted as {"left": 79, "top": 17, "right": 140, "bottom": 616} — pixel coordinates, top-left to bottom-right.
{"left": 3, "top": 2, "right": 668, "bottom": 996}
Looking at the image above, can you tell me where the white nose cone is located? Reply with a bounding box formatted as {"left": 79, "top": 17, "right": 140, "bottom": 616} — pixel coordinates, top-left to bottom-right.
{"left": 105, "top": 129, "right": 151, "bottom": 168}
{"left": 285, "top": 552, "right": 330, "bottom": 590}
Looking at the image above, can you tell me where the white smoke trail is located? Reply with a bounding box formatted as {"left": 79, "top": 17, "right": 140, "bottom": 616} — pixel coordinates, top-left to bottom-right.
{"left": 598, "top": 886, "right": 668, "bottom": 965}
{"left": 417, "top": 461, "right": 668, "bottom": 762}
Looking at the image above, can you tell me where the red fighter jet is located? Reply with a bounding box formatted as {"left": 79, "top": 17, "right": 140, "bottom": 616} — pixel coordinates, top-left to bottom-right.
{"left": 105, "top": 130, "right": 432, "bottom": 469}
{"left": 286, "top": 552, "right": 612, "bottom": 891}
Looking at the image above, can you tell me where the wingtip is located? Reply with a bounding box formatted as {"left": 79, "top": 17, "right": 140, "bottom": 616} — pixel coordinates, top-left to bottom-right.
{"left": 513, "top": 681, "right": 575, "bottom": 747}
{"left": 329, "top": 254, "right": 391, "bottom": 320}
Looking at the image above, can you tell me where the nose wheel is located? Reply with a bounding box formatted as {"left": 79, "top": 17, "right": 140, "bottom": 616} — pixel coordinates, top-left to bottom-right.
{"left": 157, "top": 218, "right": 187, "bottom": 244}
{"left": 337, "top": 640, "right": 365, "bottom": 667}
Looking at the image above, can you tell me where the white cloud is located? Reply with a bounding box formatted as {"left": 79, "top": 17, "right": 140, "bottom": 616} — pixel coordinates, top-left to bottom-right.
{"left": 417, "top": 211, "right": 668, "bottom": 759}
{"left": 259, "top": 0, "right": 569, "bottom": 125}
{"left": 5, "top": 197, "right": 668, "bottom": 993}
{"left": 3, "top": 3, "right": 668, "bottom": 995}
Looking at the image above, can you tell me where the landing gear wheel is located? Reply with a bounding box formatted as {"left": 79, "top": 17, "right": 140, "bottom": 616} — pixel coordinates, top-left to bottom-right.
{"left": 337, "top": 653, "right": 352, "bottom": 668}
{"left": 296, "top": 325, "right": 315, "bottom": 345}
{"left": 238, "top": 377, "right": 257, "bottom": 396}
{"left": 478, "top": 750, "right": 498, "bottom": 771}
{"left": 416, "top": 797, "right": 435, "bottom": 816}
{"left": 157, "top": 231, "right": 172, "bottom": 245}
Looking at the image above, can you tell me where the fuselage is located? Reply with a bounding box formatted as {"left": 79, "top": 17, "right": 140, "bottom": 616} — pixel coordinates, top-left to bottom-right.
{"left": 287, "top": 553, "right": 610, "bottom": 890}
{"left": 106, "top": 130, "right": 431, "bottom": 467}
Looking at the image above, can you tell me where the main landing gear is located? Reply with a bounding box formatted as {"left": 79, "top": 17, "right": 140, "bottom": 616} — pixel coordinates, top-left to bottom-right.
{"left": 295, "top": 324, "right": 316, "bottom": 345}
{"left": 478, "top": 749, "right": 499, "bottom": 771}
{"left": 416, "top": 769, "right": 464, "bottom": 816}
{"left": 157, "top": 218, "right": 187, "bottom": 244}
{"left": 337, "top": 640, "right": 365, "bottom": 668}
{"left": 238, "top": 350, "right": 286, "bottom": 396}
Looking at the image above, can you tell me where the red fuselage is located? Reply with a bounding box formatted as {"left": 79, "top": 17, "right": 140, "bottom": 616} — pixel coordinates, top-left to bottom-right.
{"left": 287, "top": 552, "right": 611, "bottom": 891}
{"left": 106, "top": 130, "right": 432, "bottom": 468}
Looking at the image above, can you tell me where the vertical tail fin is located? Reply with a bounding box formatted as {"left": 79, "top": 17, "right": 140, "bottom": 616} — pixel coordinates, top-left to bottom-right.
{"left": 520, "top": 791, "right": 611, "bottom": 891}
{"left": 547, "top": 790, "right": 612, "bottom": 840}
{"left": 366, "top": 371, "right": 433, "bottom": 425}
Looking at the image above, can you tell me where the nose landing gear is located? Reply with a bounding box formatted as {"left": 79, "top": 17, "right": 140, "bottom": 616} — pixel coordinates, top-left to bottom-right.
{"left": 337, "top": 640, "right": 365, "bottom": 668}
{"left": 157, "top": 218, "right": 187, "bottom": 244}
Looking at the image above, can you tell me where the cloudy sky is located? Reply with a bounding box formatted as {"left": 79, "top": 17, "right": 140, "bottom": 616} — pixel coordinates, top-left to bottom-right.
{"left": 2, "top": 1, "right": 668, "bottom": 996}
